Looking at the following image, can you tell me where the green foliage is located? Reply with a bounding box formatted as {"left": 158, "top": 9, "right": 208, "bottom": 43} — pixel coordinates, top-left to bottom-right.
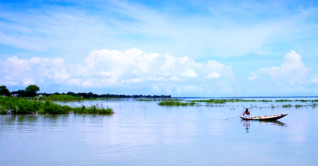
{"left": 158, "top": 99, "right": 194, "bottom": 106}
{"left": 296, "top": 100, "right": 308, "bottom": 102}
{"left": 192, "top": 99, "right": 228, "bottom": 104}
{"left": 45, "top": 94, "right": 82, "bottom": 102}
{"left": 191, "top": 98, "right": 272, "bottom": 103}
{"left": 0, "top": 85, "right": 11, "bottom": 96}
{"left": 25, "top": 85, "right": 40, "bottom": 97}
{"left": 295, "top": 104, "right": 303, "bottom": 108}
{"left": 282, "top": 104, "right": 292, "bottom": 108}
{"left": 71, "top": 105, "right": 114, "bottom": 114}
{"left": 0, "top": 97, "right": 37, "bottom": 114}
{"left": 138, "top": 98, "right": 161, "bottom": 101}
{"left": 0, "top": 96, "right": 114, "bottom": 115}
{"left": 0, "top": 107, "right": 8, "bottom": 114}
{"left": 39, "top": 101, "right": 69, "bottom": 114}
{"left": 275, "top": 99, "right": 293, "bottom": 102}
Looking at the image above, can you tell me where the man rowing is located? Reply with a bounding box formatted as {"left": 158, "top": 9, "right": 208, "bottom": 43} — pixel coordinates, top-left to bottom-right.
{"left": 242, "top": 108, "right": 250, "bottom": 118}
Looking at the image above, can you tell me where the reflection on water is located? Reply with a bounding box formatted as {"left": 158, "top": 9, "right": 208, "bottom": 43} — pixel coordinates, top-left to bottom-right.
{"left": 241, "top": 120, "right": 251, "bottom": 133}
{"left": 241, "top": 120, "right": 287, "bottom": 133}
{"left": 1, "top": 99, "right": 318, "bottom": 166}
{"left": 1, "top": 115, "right": 38, "bottom": 125}
{"left": 0, "top": 115, "right": 69, "bottom": 124}
{"left": 259, "top": 120, "right": 287, "bottom": 127}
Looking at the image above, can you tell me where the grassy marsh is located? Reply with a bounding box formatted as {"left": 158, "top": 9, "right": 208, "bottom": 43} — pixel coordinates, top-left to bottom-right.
{"left": 0, "top": 96, "right": 114, "bottom": 115}
{"left": 158, "top": 98, "right": 318, "bottom": 108}
{"left": 158, "top": 99, "right": 195, "bottom": 106}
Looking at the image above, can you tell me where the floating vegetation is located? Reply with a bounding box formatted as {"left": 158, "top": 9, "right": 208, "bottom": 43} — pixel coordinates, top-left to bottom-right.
{"left": 239, "top": 99, "right": 272, "bottom": 102}
{"left": 296, "top": 100, "right": 309, "bottom": 102}
{"left": 158, "top": 99, "right": 195, "bottom": 106}
{"left": 138, "top": 98, "right": 162, "bottom": 101}
{"left": 157, "top": 97, "right": 318, "bottom": 109}
{"left": 191, "top": 99, "right": 272, "bottom": 104}
{"left": 295, "top": 104, "right": 303, "bottom": 108}
{"left": 72, "top": 105, "right": 114, "bottom": 114}
{"left": 0, "top": 96, "right": 114, "bottom": 115}
{"left": 282, "top": 104, "right": 292, "bottom": 108}
{"left": 275, "top": 99, "right": 294, "bottom": 102}
{"left": 295, "top": 99, "right": 318, "bottom": 102}
{"left": 192, "top": 99, "right": 227, "bottom": 104}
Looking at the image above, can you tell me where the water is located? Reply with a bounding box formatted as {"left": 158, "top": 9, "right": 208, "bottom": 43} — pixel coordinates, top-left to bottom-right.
{"left": 1, "top": 99, "right": 318, "bottom": 165}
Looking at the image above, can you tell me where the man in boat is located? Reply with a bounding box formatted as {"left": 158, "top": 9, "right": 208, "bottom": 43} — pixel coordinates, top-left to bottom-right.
{"left": 242, "top": 108, "right": 250, "bottom": 118}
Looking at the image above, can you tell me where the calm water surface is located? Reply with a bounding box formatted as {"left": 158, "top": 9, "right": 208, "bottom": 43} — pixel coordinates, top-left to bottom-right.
{"left": 1, "top": 99, "right": 318, "bottom": 165}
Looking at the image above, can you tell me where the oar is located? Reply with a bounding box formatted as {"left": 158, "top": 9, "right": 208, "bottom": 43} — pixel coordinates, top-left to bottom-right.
{"left": 225, "top": 115, "right": 241, "bottom": 120}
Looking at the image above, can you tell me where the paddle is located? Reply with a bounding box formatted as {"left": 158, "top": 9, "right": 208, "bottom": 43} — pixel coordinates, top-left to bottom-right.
{"left": 225, "top": 107, "right": 253, "bottom": 120}
{"left": 225, "top": 115, "right": 241, "bottom": 120}
{"left": 225, "top": 107, "right": 250, "bottom": 120}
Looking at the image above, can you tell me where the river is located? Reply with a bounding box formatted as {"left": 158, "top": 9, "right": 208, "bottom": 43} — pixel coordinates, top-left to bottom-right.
{"left": 1, "top": 98, "right": 318, "bottom": 165}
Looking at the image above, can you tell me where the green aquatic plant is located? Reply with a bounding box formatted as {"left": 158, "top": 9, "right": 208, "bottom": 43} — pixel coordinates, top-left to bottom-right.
{"left": 71, "top": 105, "right": 114, "bottom": 114}
{"left": 275, "top": 99, "right": 294, "bottom": 102}
{"left": 295, "top": 104, "right": 303, "bottom": 108}
{"left": 138, "top": 98, "right": 160, "bottom": 101}
{"left": 44, "top": 94, "right": 82, "bottom": 102}
{"left": 282, "top": 104, "right": 292, "bottom": 108}
{"left": 0, "top": 96, "right": 114, "bottom": 115}
{"left": 191, "top": 98, "right": 272, "bottom": 104}
{"left": 39, "top": 101, "right": 70, "bottom": 114}
{"left": 296, "top": 100, "right": 309, "bottom": 102}
{"left": 192, "top": 99, "right": 228, "bottom": 104}
{"left": 158, "top": 99, "right": 193, "bottom": 106}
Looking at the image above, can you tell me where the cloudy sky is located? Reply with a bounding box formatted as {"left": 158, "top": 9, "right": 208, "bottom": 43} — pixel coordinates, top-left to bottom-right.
{"left": 1, "top": 0, "right": 318, "bottom": 97}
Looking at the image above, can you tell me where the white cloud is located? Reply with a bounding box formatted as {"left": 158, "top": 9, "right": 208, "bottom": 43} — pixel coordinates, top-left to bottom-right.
{"left": 0, "top": 56, "right": 69, "bottom": 86}
{"left": 245, "top": 51, "right": 317, "bottom": 95}
{"left": 311, "top": 75, "right": 318, "bottom": 84}
{"left": 0, "top": 48, "right": 235, "bottom": 95}
{"left": 259, "top": 51, "right": 309, "bottom": 84}
{"left": 247, "top": 72, "right": 258, "bottom": 80}
{"left": 208, "top": 72, "right": 221, "bottom": 79}
{"left": 1, "top": 0, "right": 317, "bottom": 60}
{"left": 181, "top": 69, "right": 198, "bottom": 78}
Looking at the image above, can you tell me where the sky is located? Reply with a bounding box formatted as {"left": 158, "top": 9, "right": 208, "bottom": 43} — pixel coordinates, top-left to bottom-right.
{"left": 0, "top": 0, "right": 318, "bottom": 97}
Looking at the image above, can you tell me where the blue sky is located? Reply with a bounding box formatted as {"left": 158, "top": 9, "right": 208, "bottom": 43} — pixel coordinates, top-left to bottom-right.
{"left": 1, "top": 0, "right": 318, "bottom": 97}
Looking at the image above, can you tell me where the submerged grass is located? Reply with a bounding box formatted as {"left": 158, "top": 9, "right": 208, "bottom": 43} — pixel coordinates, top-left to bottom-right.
{"left": 157, "top": 97, "right": 318, "bottom": 108}
{"left": 191, "top": 99, "right": 272, "bottom": 104}
{"left": 282, "top": 104, "right": 292, "bottom": 108}
{"left": 158, "top": 99, "right": 195, "bottom": 106}
{"left": 295, "top": 104, "right": 303, "bottom": 108}
{"left": 138, "top": 98, "right": 162, "bottom": 101}
{"left": 291, "top": 99, "right": 318, "bottom": 102}
{"left": 192, "top": 99, "right": 228, "bottom": 104}
{"left": 0, "top": 96, "right": 114, "bottom": 115}
{"left": 71, "top": 105, "right": 114, "bottom": 114}
{"left": 276, "top": 99, "right": 294, "bottom": 102}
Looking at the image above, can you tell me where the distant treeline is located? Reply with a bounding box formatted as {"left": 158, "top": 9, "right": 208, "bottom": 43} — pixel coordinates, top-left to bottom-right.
{"left": 11, "top": 90, "right": 171, "bottom": 99}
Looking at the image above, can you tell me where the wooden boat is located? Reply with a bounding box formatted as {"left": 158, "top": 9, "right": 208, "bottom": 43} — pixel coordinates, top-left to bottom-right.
{"left": 240, "top": 113, "right": 288, "bottom": 121}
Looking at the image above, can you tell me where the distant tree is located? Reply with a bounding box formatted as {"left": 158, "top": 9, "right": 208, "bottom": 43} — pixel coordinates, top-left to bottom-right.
{"left": 11, "top": 90, "right": 26, "bottom": 97}
{"left": 25, "top": 85, "right": 40, "bottom": 97}
{"left": 0, "top": 85, "right": 11, "bottom": 96}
